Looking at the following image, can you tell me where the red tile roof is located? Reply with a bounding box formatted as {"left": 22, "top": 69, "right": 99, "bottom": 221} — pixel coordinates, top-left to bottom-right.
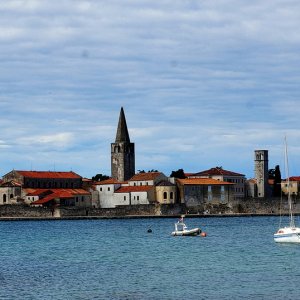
{"left": 129, "top": 172, "right": 162, "bottom": 181}
{"left": 289, "top": 176, "right": 300, "bottom": 182}
{"left": 115, "top": 185, "right": 154, "bottom": 193}
{"left": 177, "top": 178, "right": 234, "bottom": 185}
{"left": 95, "top": 178, "right": 120, "bottom": 185}
{"left": 0, "top": 180, "right": 22, "bottom": 187}
{"left": 30, "top": 188, "right": 90, "bottom": 205}
{"left": 192, "top": 167, "right": 244, "bottom": 177}
{"left": 16, "top": 171, "right": 81, "bottom": 179}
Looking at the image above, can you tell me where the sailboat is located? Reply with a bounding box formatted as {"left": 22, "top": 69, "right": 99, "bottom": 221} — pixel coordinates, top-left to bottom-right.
{"left": 274, "top": 137, "right": 300, "bottom": 243}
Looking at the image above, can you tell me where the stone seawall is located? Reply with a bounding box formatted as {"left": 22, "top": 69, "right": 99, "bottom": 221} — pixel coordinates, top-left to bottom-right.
{"left": 0, "top": 198, "right": 299, "bottom": 220}
{"left": 0, "top": 204, "right": 53, "bottom": 218}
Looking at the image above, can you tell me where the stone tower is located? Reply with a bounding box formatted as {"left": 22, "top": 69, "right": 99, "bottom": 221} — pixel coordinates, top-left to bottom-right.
{"left": 111, "top": 107, "right": 135, "bottom": 182}
{"left": 254, "top": 150, "right": 269, "bottom": 198}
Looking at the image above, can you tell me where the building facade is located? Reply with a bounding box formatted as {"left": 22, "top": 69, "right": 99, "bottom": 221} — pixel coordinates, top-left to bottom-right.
{"left": 190, "top": 167, "right": 245, "bottom": 199}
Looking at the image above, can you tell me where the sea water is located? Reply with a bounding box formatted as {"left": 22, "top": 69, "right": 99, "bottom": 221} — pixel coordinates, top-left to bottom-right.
{"left": 1, "top": 216, "right": 300, "bottom": 300}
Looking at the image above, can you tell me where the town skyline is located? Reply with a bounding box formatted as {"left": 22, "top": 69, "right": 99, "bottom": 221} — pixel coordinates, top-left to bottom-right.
{"left": 1, "top": 1, "right": 300, "bottom": 179}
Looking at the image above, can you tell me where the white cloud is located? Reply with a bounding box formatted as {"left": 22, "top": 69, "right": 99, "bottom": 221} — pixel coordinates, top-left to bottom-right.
{"left": 1, "top": 0, "right": 300, "bottom": 178}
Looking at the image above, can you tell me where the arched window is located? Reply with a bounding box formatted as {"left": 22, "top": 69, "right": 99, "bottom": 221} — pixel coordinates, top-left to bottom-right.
{"left": 170, "top": 192, "right": 174, "bottom": 200}
{"left": 10, "top": 194, "right": 14, "bottom": 199}
{"left": 3, "top": 194, "right": 7, "bottom": 203}
{"left": 163, "top": 192, "right": 167, "bottom": 200}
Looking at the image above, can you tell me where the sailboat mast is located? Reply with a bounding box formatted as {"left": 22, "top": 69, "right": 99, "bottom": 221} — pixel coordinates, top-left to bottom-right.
{"left": 285, "top": 136, "right": 295, "bottom": 228}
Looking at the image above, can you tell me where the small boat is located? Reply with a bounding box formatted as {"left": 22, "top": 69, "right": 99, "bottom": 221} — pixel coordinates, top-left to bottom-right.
{"left": 274, "top": 137, "right": 300, "bottom": 243}
{"left": 171, "top": 217, "right": 201, "bottom": 236}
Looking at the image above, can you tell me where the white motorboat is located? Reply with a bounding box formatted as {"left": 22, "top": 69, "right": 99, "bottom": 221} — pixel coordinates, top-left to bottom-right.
{"left": 274, "top": 137, "right": 300, "bottom": 244}
{"left": 171, "top": 217, "right": 201, "bottom": 236}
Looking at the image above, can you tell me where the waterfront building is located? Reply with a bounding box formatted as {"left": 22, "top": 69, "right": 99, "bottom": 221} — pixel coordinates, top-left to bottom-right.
{"left": 0, "top": 180, "right": 22, "bottom": 205}
{"left": 176, "top": 178, "right": 234, "bottom": 207}
{"left": 2, "top": 170, "right": 82, "bottom": 189}
{"left": 281, "top": 176, "right": 300, "bottom": 197}
{"left": 28, "top": 188, "right": 91, "bottom": 207}
{"left": 1, "top": 170, "right": 92, "bottom": 207}
{"left": 111, "top": 107, "right": 135, "bottom": 182}
{"left": 94, "top": 178, "right": 123, "bottom": 208}
{"left": 114, "top": 185, "right": 155, "bottom": 205}
{"left": 155, "top": 180, "right": 177, "bottom": 204}
{"left": 189, "top": 167, "right": 245, "bottom": 199}
{"left": 128, "top": 172, "right": 167, "bottom": 186}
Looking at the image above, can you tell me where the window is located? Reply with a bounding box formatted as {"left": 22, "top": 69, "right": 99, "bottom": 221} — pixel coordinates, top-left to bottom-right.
{"left": 100, "top": 187, "right": 102, "bottom": 191}
{"left": 3, "top": 194, "right": 6, "bottom": 203}
{"left": 10, "top": 194, "right": 13, "bottom": 199}
{"left": 137, "top": 196, "right": 139, "bottom": 200}
{"left": 170, "top": 192, "right": 174, "bottom": 200}
{"left": 108, "top": 187, "right": 110, "bottom": 191}
{"left": 124, "top": 196, "right": 126, "bottom": 201}
{"left": 163, "top": 192, "right": 167, "bottom": 200}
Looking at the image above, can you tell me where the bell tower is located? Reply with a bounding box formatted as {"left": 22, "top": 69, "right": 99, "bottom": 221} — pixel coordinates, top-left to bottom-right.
{"left": 111, "top": 107, "right": 135, "bottom": 182}
{"left": 254, "top": 150, "right": 269, "bottom": 198}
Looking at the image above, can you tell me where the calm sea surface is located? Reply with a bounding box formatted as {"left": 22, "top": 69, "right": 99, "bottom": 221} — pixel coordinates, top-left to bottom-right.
{"left": 1, "top": 216, "right": 300, "bottom": 300}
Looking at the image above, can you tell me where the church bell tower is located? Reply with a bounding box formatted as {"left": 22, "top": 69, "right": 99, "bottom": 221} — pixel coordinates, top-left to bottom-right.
{"left": 254, "top": 150, "right": 269, "bottom": 198}
{"left": 111, "top": 107, "right": 135, "bottom": 182}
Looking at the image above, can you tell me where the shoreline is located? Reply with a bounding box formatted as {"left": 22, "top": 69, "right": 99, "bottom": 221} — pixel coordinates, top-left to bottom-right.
{"left": 0, "top": 213, "right": 296, "bottom": 222}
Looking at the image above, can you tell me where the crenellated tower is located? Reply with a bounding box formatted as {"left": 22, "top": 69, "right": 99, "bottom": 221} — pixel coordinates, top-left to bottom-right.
{"left": 111, "top": 107, "right": 135, "bottom": 181}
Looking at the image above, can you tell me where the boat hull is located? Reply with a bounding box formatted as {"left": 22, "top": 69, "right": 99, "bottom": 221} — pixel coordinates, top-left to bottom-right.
{"left": 171, "top": 228, "right": 201, "bottom": 236}
{"left": 274, "top": 227, "right": 300, "bottom": 243}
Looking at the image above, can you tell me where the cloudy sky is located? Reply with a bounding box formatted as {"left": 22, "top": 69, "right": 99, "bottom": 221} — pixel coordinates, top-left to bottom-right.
{"left": 1, "top": 0, "right": 300, "bottom": 179}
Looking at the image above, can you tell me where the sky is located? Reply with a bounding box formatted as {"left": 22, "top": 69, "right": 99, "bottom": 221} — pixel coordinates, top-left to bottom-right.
{"left": 1, "top": 0, "right": 300, "bottom": 179}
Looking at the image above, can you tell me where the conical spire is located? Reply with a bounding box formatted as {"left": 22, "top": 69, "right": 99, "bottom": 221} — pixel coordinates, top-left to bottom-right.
{"left": 115, "top": 107, "right": 130, "bottom": 143}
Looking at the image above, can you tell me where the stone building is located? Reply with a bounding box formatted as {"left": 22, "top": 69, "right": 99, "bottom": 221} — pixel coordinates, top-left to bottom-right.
{"left": 176, "top": 178, "right": 234, "bottom": 207}
{"left": 0, "top": 180, "right": 22, "bottom": 205}
{"left": 155, "top": 181, "right": 177, "bottom": 204}
{"left": 111, "top": 107, "right": 135, "bottom": 182}
{"left": 189, "top": 167, "right": 245, "bottom": 199}
{"left": 281, "top": 176, "right": 300, "bottom": 197}
{"left": 2, "top": 170, "right": 82, "bottom": 189}
{"left": 1, "top": 170, "right": 91, "bottom": 207}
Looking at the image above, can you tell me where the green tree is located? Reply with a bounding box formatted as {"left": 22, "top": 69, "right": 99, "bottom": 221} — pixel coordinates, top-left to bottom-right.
{"left": 273, "top": 165, "right": 282, "bottom": 197}
{"left": 92, "top": 174, "right": 109, "bottom": 181}
{"left": 170, "top": 169, "right": 186, "bottom": 179}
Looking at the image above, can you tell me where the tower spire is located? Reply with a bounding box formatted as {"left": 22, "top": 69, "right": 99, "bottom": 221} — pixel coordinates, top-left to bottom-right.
{"left": 115, "top": 107, "right": 130, "bottom": 143}
{"left": 111, "top": 107, "right": 135, "bottom": 181}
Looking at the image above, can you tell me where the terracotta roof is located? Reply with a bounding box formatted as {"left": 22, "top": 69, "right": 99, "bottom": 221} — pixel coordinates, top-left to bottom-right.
{"left": 129, "top": 172, "right": 162, "bottom": 181}
{"left": 0, "top": 180, "right": 22, "bottom": 187}
{"left": 192, "top": 167, "right": 244, "bottom": 177}
{"left": 30, "top": 188, "right": 90, "bottom": 205}
{"left": 27, "top": 188, "right": 89, "bottom": 196}
{"left": 115, "top": 185, "right": 154, "bottom": 193}
{"left": 177, "top": 178, "right": 234, "bottom": 185}
{"left": 15, "top": 171, "right": 81, "bottom": 179}
{"left": 289, "top": 176, "right": 300, "bottom": 182}
{"left": 95, "top": 178, "right": 120, "bottom": 185}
